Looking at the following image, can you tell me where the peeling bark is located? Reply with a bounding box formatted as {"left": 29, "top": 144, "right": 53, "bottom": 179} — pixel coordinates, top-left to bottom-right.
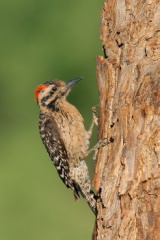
{"left": 93, "top": 0, "right": 160, "bottom": 239}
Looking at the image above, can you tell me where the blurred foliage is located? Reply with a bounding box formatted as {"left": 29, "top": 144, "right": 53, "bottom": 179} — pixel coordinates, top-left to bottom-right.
{"left": 0, "top": 0, "right": 103, "bottom": 239}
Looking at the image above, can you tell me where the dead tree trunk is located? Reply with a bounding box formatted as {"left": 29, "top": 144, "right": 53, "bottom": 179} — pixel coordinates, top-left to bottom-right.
{"left": 93, "top": 1, "right": 160, "bottom": 239}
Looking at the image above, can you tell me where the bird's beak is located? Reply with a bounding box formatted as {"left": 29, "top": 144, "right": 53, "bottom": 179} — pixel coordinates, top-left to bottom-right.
{"left": 66, "top": 76, "right": 83, "bottom": 89}
{"left": 60, "top": 76, "right": 83, "bottom": 97}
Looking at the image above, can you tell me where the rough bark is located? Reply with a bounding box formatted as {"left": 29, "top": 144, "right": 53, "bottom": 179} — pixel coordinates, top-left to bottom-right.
{"left": 93, "top": 0, "right": 160, "bottom": 239}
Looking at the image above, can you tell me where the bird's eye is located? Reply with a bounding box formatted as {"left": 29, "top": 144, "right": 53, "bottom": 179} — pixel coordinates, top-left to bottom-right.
{"left": 52, "top": 86, "right": 57, "bottom": 92}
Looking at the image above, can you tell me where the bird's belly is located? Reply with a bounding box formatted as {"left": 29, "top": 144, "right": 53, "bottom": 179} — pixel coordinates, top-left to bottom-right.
{"left": 58, "top": 119, "right": 88, "bottom": 164}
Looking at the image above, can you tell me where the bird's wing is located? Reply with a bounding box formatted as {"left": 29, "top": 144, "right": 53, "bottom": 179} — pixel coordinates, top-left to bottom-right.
{"left": 39, "top": 113, "right": 80, "bottom": 200}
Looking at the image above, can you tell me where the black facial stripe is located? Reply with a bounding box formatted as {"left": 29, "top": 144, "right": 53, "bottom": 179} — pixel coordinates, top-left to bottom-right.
{"left": 47, "top": 100, "right": 56, "bottom": 111}
{"left": 41, "top": 89, "right": 56, "bottom": 106}
{"left": 47, "top": 93, "right": 61, "bottom": 111}
{"left": 41, "top": 95, "right": 50, "bottom": 103}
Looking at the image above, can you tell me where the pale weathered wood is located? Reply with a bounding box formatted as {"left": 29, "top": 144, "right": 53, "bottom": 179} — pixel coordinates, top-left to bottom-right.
{"left": 93, "top": 0, "right": 160, "bottom": 239}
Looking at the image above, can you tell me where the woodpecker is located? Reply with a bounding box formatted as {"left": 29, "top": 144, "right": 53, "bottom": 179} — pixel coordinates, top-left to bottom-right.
{"left": 34, "top": 77, "right": 98, "bottom": 214}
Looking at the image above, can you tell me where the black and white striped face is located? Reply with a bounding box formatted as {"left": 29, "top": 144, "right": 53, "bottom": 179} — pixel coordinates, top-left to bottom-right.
{"left": 34, "top": 77, "right": 83, "bottom": 111}
{"left": 35, "top": 80, "right": 68, "bottom": 110}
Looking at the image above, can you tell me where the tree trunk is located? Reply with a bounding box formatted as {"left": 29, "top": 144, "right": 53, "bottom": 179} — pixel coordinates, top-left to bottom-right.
{"left": 93, "top": 0, "right": 160, "bottom": 239}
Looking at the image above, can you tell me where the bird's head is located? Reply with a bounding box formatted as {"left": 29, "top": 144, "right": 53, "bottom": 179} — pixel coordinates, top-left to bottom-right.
{"left": 34, "top": 76, "right": 83, "bottom": 110}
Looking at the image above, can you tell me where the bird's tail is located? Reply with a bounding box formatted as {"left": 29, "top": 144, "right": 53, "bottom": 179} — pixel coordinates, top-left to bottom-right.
{"left": 71, "top": 161, "right": 97, "bottom": 215}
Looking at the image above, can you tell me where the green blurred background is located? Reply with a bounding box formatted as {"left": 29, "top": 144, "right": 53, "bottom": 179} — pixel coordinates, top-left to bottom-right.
{"left": 0, "top": 0, "right": 103, "bottom": 239}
